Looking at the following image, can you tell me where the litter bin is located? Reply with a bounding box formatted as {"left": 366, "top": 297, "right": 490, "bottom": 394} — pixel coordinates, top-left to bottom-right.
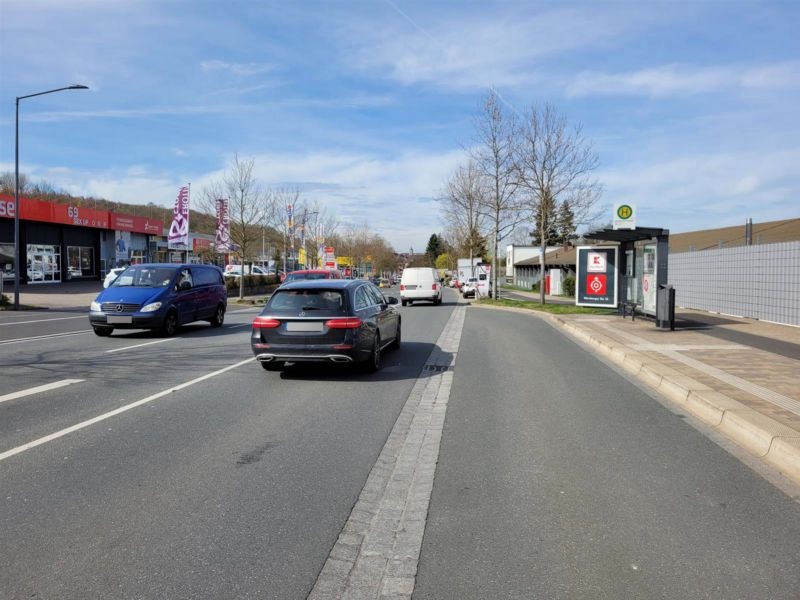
{"left": 656, "top": 284, "right": 675, "bottom": 330}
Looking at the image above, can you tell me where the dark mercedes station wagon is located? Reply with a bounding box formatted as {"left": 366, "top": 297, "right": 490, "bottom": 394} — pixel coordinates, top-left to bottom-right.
{"left": 251, "top": 279, "right": 401, "bottom": 372}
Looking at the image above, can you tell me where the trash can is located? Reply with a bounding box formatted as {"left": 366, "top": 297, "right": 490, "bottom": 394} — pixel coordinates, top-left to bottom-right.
{"left": 656, "top": 284, "right": 675, "bottom": 330}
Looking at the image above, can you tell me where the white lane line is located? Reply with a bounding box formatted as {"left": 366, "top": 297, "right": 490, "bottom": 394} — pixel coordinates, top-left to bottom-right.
{"left": 0, "top": 379, "right": 85, "bottom": 404}
{"left": 0, "top": 330, "right": 92, "bottom": 346}
{"left": 0, "top": 357, "right": 255, "bottom": 463}
{"left": 0, "top": 315, "right": 88, "bottom": 326}
{"left": 105, "top": 338, "right": 178, "bottom": 354}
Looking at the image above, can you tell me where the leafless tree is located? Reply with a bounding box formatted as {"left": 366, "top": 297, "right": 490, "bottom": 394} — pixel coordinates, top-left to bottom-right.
{"left": 200, "top": 154, "right": 271, "bottom": 299}
{"left": 440, "top": 160, "right": 489, "bottom": 277}
{"left": 299, "top": 200, "right": 338, "bottom": 268}
{"left": 271, "top": 187, "right": 304, "bottom": 274}
{"left": 516, "top": 104, "right": 601, "bottom": 303}
{"left": 471, "top": 90, "right": 528, "bottom": 297}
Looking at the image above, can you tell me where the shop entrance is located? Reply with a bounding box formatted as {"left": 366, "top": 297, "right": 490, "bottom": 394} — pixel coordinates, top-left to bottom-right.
{"left": 26, "top": 244, "right": 61, "bottom": 284}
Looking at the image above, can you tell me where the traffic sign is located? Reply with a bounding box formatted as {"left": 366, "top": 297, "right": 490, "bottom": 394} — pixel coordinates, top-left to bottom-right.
{"left": 613, "top": 203, "right": 636, "bottom": 230}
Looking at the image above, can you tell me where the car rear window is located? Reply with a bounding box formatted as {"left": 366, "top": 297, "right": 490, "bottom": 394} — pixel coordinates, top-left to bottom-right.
{"left": 266, "top": 289, "right": 346, "bottom": 313}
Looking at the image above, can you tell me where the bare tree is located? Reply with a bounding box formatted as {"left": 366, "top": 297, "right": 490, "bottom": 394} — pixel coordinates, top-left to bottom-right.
{"left": 472, "top": 90, "right": 527, "bottom": 297}
{"left": 201, "top": 154, "right": 270, "bottom": 299}
{"left": 516, "top": 104, "right": 601, "bottom": 303}
{"left": 271, "top": 188, "right": 303, "bottom": 274}
{"left": 440, "top": 159, "right": 489, "bottom": 278}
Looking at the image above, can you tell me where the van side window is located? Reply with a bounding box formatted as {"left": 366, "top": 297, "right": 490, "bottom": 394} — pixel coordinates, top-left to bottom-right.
{"left": 178, "top": 268, "right": 192, "bottom": 289}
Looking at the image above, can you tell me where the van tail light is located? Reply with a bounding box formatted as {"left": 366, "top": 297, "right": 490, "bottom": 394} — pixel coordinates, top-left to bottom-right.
{"left": 325, "top": 317, "right": 362, "bottom": 329}
{"left": 253, "top": 317, "right": 281, "bottom": 329}
{"left": 432, "top": 283, "right": 438, "bottom": 290}
{"left": 399, "top": 284, "right": 405, "bottom": 291}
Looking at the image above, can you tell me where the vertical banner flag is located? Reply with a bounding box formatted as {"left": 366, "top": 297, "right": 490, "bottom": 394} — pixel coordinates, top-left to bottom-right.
{"left": 287, "top": 204, "right": 294, "bottom": 237}
{"left": 215, "top": 198, "right": 231, "bottom": 251}
{"left": 168, "top": 185, "right": 190, "bottom": 249}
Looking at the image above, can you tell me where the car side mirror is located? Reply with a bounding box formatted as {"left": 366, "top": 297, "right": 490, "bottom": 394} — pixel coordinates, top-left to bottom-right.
{"left": 387, "top": 296, "right": 399, "bottom": 305}
{"left": 178, "top": 281, "right": 192, "bottom": 291}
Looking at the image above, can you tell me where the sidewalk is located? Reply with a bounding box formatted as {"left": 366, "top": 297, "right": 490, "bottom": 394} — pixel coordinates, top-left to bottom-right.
{"left": 475, "top": 300, "right": 800, "bottom": 485}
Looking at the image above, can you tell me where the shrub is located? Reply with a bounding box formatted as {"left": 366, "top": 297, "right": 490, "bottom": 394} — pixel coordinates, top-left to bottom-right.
{"left": 0, "top": 293, "right": 9, "bottom": 307}
{"left": 562, "top": 276, "right": 575, "bottom": 297}
{"left": 530, "top": 282, "right": 540, "bottom": 293}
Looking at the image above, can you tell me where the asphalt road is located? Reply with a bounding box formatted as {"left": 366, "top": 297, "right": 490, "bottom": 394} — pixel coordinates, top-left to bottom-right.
{"left": 0, "top": 291, "right": 456, "bottom": 599}
{"left": 414, "top": 307, "right": 800, "bottom": 599}
{"left": 2, "top": 290, "right": 799, "bottom": 599}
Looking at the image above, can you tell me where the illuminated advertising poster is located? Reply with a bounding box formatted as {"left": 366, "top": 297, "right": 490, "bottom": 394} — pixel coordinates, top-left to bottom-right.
{"left": 642, "top": 244, "right": 657, "bottom": 315}
{"left": 576, "top": 246, "right": 618, "bottom": 308}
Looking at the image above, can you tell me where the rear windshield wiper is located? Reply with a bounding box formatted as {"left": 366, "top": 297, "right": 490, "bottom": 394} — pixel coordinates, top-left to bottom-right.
{"left": 300, "top": 305, "right": 322, "bottom": 311}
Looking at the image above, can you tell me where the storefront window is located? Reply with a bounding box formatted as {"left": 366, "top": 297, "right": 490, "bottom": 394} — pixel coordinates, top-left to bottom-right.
{"left": 67, "top": 246, "right": 94, "bottom": 279}
{"left": 0, "top": 242, "right": 14, "bottom": 282}
{"left": 27, "top": 244, "right": 61, "bottom": 283}
{"left": 131, "top": 250, "right": 144, "bottom": 264}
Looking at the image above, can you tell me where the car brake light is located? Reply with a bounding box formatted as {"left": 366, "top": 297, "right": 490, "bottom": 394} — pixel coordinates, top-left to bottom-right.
{"left": 253, "top": 317, "right": 281, "bottom": 328}
{"left": 325, "top": 317, "right": 362, "bottom": 329}
{"left": 399, "top": 284, "right": 405, "bottom": 291}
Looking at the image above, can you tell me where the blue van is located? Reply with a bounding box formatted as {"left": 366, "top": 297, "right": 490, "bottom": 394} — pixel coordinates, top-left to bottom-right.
{"left": 89, "top": 263, "right": 227, "bottom": 336}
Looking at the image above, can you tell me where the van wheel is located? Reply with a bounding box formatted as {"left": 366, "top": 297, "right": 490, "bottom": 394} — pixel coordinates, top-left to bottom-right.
{"left": 210, "top": 304, "right": 225, "bottom": 327}
{"left": 401, "top": 300, "right": 407, "bottom": 307}
{"left": 162, "top": 311, "right": 179, "bottom": 337}
{"left": 93, "top": 327, "right": 113, "bottom": 337}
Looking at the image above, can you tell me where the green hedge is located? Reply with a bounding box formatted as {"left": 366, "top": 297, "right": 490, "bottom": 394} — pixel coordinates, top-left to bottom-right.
{"left": 562, "top": 276, "right": 575, "bottom": 297}
{"left": 225, "top": 275, "right": 279, "bottom": 296}
{"left": 0, "top": 293, "right": 9, "bottom": 307}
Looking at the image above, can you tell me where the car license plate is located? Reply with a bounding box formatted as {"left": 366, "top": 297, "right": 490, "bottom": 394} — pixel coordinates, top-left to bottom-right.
{"left": 107, "top": 316, "right": 133, "bottom": 324}
{"left": 286, "top": 321, "right": 323, "bottom": 332}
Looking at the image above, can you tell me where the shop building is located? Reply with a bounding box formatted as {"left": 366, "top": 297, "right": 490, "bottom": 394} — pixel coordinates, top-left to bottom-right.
{"left": 0, "top": 194, "right": 162, "bottom": 285}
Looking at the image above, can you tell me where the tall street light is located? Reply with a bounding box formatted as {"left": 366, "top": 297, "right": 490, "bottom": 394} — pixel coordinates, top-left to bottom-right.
{"left": 14, "top": 84, "right": 88, "bottom": 310}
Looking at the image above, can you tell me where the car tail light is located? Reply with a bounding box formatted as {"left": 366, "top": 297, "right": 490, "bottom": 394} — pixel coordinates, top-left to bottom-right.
{"left": 253, "top": 317, "right": 281, "bottom": 328}
{"left": 400, "top": 284, "right": 405, "bottom": 291}
{"left": 325, "top": 317, "right": 362, "bottom": 329}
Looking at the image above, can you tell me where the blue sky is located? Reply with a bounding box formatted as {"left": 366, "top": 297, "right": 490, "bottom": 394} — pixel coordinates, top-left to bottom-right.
{"left": 1, "top": 0, "right": 798, "bottom": 252}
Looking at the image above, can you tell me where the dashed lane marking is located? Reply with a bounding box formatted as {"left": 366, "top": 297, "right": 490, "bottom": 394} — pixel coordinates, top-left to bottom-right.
{"left": 0, "top": 379, "right": 85, "bottom": 404}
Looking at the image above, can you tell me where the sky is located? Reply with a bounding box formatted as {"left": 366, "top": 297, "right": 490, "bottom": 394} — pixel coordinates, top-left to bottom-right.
{"left": 1, "top": 0, "right": 798, "bottom": 252}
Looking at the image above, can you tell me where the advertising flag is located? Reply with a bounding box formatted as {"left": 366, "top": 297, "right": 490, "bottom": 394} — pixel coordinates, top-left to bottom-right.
{"left": 168, "top": 185, "right": 190, "bottom": 249}
{"left": 215, "top": 198, "right": 231, "bottom": 251}
{"left": 287, "top": 204, "right": 294, "bottom": 237}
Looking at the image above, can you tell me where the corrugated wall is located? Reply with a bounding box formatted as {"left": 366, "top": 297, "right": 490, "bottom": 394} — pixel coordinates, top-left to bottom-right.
{"left": 670, "top": 241, "right": 800, "bottom": 326}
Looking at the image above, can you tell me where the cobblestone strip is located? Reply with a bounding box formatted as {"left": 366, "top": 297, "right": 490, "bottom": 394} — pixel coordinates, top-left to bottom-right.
{"left": 308, "top": 306, "right": 467, "bottom": 600}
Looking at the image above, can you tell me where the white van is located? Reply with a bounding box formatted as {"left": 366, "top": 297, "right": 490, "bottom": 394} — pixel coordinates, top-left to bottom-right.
{"left": 400, "top": 267, "right": 443, "bottom": 306}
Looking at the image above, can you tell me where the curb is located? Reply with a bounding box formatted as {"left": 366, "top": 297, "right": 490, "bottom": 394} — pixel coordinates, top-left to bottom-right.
{"left": 472, "top": 303, "right": 800, "bottom": 485}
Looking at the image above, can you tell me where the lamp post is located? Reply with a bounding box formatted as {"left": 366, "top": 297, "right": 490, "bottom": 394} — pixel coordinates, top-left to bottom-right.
{"left": 14, "top": 84, "right": 88, "bottom": 310}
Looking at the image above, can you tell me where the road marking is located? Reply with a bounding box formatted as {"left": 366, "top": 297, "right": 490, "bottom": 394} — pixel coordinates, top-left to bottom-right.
{"left": 309, "top": 305, "right": 467, "bottom": 600}
{"left": 0, "top": 315, "right": 88, "bottom": 326}
{"left": 0, "top": 330, "right": 92, "bottom": 346}
{"left": 0, "top": 379, "right": 85, "bottom": 404}
{"left": 0, "top": 357, "right": 254, "bottom": 462}
{"left": 105, "top": 338, "right": 178, "bottom": 353}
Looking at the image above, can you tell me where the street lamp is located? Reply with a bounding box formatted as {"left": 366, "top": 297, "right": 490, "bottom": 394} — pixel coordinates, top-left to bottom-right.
{"left": 14, "top": 84, "right": 88, "bottom": 310}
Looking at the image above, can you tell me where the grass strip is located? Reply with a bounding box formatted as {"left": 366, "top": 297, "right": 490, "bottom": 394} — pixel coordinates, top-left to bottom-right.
{"left": 477, "top": 298, "right": 615, "bottom": 315}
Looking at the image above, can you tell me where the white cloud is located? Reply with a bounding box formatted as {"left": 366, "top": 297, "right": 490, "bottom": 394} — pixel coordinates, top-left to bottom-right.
{"left": 340, "top": 6, "right": 653, "bottom": 91}
{"left": 598, "top": 147, "right": 800, "bottom": 231}
{"left": 567, "top": 61, "right": 800, "bottom": 97}
{"left": 200, "top": 59, "right": 275, "bottom": 76}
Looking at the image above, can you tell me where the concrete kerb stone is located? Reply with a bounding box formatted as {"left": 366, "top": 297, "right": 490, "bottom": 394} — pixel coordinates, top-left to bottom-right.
{"left": 472, "top": 302, "right": 800, "bottom": 486}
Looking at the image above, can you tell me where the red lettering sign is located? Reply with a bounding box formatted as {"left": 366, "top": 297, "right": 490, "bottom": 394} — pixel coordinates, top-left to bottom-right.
{"left": 587, "top": 274, "right": 607, "bottom": 296}
{"left": 193, "top": 237, "right": 211, "bottom": 251}
{"left": 0, "top": 197, "right": 16, "bottom": 218}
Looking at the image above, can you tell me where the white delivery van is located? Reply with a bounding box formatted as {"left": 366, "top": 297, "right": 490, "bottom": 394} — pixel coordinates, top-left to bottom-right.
{"left": 400, "top": 267, "right": 443, "bottom": 306}
{"left": 475, "top": 263, "right": 492, "bottom": 298}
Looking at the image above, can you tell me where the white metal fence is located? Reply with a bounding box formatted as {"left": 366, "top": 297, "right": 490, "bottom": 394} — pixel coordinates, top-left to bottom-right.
{"left": 669, "top": 241, "right": 800, "bottom": 326}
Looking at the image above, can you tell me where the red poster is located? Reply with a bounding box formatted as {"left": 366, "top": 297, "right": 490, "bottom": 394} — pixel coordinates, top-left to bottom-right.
{"left": 586, "top": 274, "right": 607, "bottom": 296}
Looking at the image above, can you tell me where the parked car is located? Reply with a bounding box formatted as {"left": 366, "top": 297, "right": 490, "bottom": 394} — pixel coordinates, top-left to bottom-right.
{"left": 379, "top": 278, "right": 390, "bottom": 288}
{"left": 399, "top": 267, "right": 442, "bottom": 306}
{"left": 251, "top": 279, "right": 400, "bottom": 372}
{"left": 280, "top": 269, "right": 343, "bottom": 285}
{"left": 224, "top": 264, "right": 270, "bottom": 278}
{"left": 461, "top": 277, "right": 478, "bottom": 298}
{"left": 103, "top": 267, "right": 126, "bottom": 288}
{"left": 89, "top": 263, "right": 227, "bottom": 337}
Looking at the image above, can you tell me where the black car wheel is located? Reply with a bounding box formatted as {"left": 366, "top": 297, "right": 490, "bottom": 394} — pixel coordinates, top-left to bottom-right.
{"left": 162, "top": 311, "right": 179, "bottom": 337}
{"left": 93, "top": 326, "right": 113, "bottom": 337}
{"left": 261, "top": 361, "right": 284, "bottom": 372}
{"left": 390, "top": 321, "right": 401, "bottom": 350}
{"left": 365, "top": 333, "right": 382, "bottom": 372}
{"left": 210, "top": 304, "right": 225, "bottom": 327}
